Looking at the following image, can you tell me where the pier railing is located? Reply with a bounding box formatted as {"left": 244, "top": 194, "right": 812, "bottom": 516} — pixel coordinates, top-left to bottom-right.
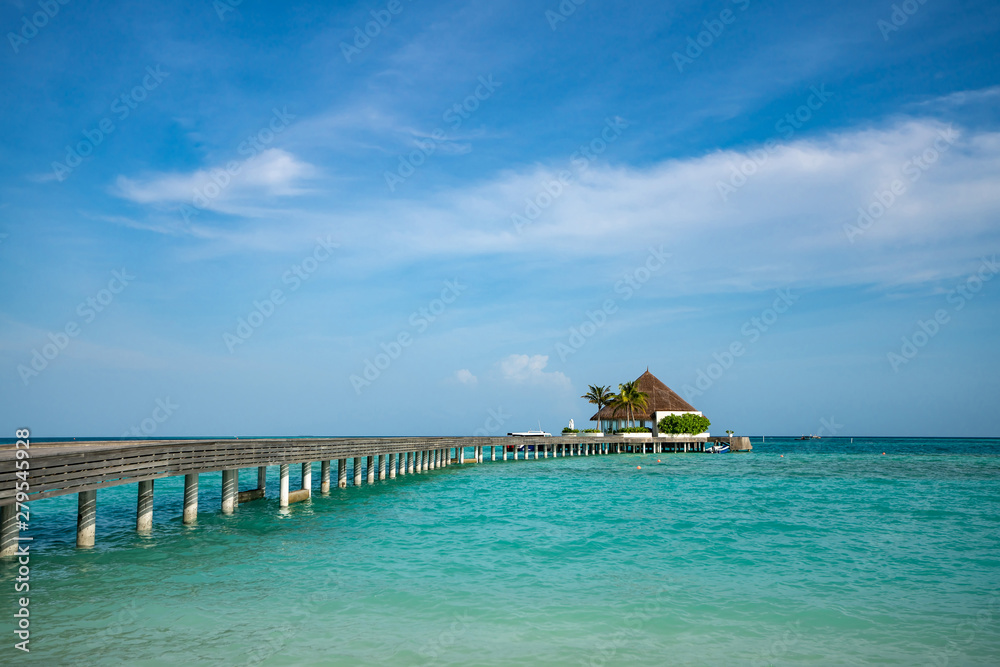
{"left": 0, "top": 435, "right": 708, "bottom": 555}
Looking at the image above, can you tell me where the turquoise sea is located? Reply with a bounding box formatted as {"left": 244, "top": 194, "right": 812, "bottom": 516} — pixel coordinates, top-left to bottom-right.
{"left": 3, "top": 437, "right": 1000, "bottom": 665}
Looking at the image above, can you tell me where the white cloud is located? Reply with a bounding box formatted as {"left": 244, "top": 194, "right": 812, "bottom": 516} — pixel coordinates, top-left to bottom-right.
{"left": 108, "top": 100, "right": 1000, "bottom": 295}
{"left": 112, "top": 149, "right": 315, "bottom": 213}
{"left": 498, "top": 354, "right": 570, "bottom": 387}
{"left": 454, "top": 368, "right": 477, "bottom": 385}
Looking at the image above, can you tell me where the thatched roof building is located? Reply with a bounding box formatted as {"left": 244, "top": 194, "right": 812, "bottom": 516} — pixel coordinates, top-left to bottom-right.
{"left": 590, "top": 370, "right": 703, "bottom": 433}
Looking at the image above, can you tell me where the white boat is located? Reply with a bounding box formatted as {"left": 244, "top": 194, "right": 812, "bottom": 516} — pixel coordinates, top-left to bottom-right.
{"left": 507, "top": 430, "right": 551, "bottom": 437}
{"left": 707, "top": 443, "right": 730, "bottom": 454}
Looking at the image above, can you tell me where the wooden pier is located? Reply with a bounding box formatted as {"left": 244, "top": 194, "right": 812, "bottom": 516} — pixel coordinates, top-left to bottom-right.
{"left": 0, "top": 435, "right": 709, "bottom": 556}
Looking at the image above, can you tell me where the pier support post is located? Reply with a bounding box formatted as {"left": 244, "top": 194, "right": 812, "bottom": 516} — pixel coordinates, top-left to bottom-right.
{"left": 258, "top": 466, "right": 267, "bottom": 492}
{"left": 405, "top": 452, "right": 412, "bottom": 473}
{"left": 389, "top": 453, "right": 397, "bottom": 479}
{"left": 1, "top": 505, "right": 19, "bottom": 557}
{"left": 77, "top": 490, "right": 96, "bottom": 548}
{"left": 379, "top": 454, "right": 387, "bottom": 480}
{"left": 367, "top": 456, "right": 375, "bottom": 484}
{"left": 279, "top": 464, "right": 290, "bottom": 507}
{"left": 321, "top": 460, "right": 331, "bottom": 494}
{"left": 353, "top": 457, "right": 362, "bottom": 486}
{"left": 430, "top": 450, "right": 437, "bottom": 470}
{"left": 302, "top": 462, "right": 312, "bottom": 497}
{"left": 503, "top": 445, "right": 508, "bottom": 461}
{"left": 136, "top": 480, "right": 154, "bottom": 533}
{"left": 418, "top": 450, "right": 425, "bottom": 472}
{"left": 183, "top": 474, "right": 199, "bottom": 524}
{"left": 338, "top": 459, "right": 348, "bottom": 487}
{"left": 221, "top": 470, "right": 237, "bottom": 515}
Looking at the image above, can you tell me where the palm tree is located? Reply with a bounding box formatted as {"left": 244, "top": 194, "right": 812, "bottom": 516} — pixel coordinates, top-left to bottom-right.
{"left": 612, "top": 381, "right": 649, "bottom": 429}
{"left": 581, "top": 384, "right": 615, "bottom": 432}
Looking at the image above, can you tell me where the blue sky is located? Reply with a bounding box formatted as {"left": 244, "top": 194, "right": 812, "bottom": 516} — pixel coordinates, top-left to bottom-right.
{"left": 1, "top": 0, "right": 999, "bottom": 438}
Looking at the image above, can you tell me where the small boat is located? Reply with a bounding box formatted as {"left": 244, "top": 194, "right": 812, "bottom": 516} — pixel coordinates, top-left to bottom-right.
{"left": 797, "top": 435, "right": 821, "bottom": 440}
{"left": 506, "top": 430, "right": 551, "bottom": 437}
{"left": 707, "top": 443, "right": 730, "bottom": 454}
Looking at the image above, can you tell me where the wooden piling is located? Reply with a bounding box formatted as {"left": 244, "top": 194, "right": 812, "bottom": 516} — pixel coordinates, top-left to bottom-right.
{"left": 183, "top": 473, "right": 199, "bottom": 524}
{"left": 301, "top": 462, "right": 312, "bottom": 497}
{"left": 321, "top": 460, "right": 331, "bottom": 494}
{"left": 77, "top": 490, "right": 96, "bottom": 548}
{"left": 279, "top": 464, "right": 290, "bottom": 507}
{"left": 221, "top": 470, "right": 237, "bottom": 514}
{"left": 136, "top": 480, "right": 154, "bottom": 533}
{"left": 338, "top": 458, "right": 348, "bottom": 487}
{"left": 1, "top": 504, "right": 18, "bottom": 557}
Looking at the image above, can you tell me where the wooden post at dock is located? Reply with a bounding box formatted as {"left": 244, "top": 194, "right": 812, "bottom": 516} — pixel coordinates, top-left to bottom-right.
{"left": 77, "top": 490, "right": 96, "bottom": 548}
{"left": 136, "top": 480, "right": 154, "bottom": 534}
{"left": 279, "top": 464, "right": 290, "bottom": 507}
{"left": 321, "top": 461, "right": 331, "bottom": 494}
{"left": 338, "top": 459, "right": 348, "bottom": 487}
{"left": 0, "top": 505, "right": 17, "bottom": 557}
{"left": 353, "top": 457, "right": 362, "bottom": 486}
{"left": 301, "top": 462, "right": 312, "bottom": 497}
{"left": 183, "top": 473, "right": 199, "bottom": 524}
{"left": 379, "top": 454, "right": 387, "bottom": 480}
{"left": 367, "top": 456, "right": 375, "bottom": 484}
{"left": 221, "top": 470, "right": 237, "bottom": 514}
{"left": 389, "top": 453, "right": 397, "bottom": 479}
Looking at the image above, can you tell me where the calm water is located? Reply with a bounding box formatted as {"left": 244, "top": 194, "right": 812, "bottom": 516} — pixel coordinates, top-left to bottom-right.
{"left": 3, "top": 438, "right": 999, "bottom": 665}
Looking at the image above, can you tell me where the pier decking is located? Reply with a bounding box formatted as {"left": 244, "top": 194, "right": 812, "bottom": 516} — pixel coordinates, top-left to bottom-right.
{"left": 0, "top": 435, "right": 708, "bottom": 556}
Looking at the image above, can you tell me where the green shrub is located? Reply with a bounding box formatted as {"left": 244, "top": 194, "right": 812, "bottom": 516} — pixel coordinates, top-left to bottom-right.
{"left": 657, "top": 413, "right": 711, "bottom": 435}
{"left": 617, "top": 426, "right": 651, "bottom": 433}
{"left": 582, "top": 429, "right": 601, "bottom": 433}
{"left": 562, "top": 427, "right": 580, "bottom": 433}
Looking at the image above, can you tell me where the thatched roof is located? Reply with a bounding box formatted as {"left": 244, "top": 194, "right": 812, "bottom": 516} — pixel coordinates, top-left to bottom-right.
{"left": 589, "top": 370, "right": 697, "bottom": 421}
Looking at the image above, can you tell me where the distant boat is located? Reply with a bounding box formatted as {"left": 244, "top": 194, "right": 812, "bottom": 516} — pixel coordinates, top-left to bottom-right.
{"left": 798, "top": 435, "right": 821, "bottom": 440}
{"left": 507, "top": 430, "right": 551, "bottom": 437}
{"left": 707, "top": 443, "right": 730, "bottom": 454}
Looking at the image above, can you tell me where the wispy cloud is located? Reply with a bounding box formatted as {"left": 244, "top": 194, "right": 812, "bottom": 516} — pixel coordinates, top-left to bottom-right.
{"left": 112, "top": 149, "right": 316, "bottom": 212}
{"left": 498, "top": 354, "right": 570, "bottom": 388}
{"left": 454, "top": 368, "right": 478, "bottom": 385}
